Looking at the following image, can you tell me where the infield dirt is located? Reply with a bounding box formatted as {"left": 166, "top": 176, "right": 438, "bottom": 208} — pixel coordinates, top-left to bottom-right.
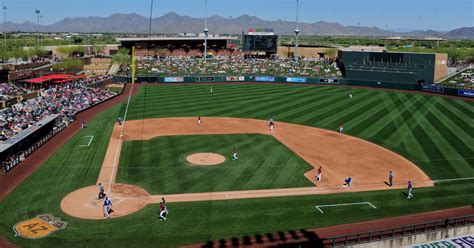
{"left": 61, "top": 117, "right": 433, "bottom": 219}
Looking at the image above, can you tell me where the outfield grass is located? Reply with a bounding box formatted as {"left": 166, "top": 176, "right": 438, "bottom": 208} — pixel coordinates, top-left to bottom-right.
{"left": 125, "top": 84, "right": 473, "bottom": 180}
{"left": 117, "top": 134, "right": 314, "bottom": 194}
{"left": 0, "top": 84, "right": 473, "bottom": 247}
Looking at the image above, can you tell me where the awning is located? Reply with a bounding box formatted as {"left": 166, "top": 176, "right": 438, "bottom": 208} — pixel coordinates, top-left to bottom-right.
{"left": 25, "top": 74, "right": 85, "bottom": 84}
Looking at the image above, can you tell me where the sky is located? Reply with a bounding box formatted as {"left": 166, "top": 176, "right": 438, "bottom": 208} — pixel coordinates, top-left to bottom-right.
{"left": 1, "top": 0, "right": 473, "bottom": 31}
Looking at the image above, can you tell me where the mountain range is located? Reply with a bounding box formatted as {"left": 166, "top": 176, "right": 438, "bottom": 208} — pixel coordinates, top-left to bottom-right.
{"left": 3, "top": 12, "right": 474, "bottom": 39}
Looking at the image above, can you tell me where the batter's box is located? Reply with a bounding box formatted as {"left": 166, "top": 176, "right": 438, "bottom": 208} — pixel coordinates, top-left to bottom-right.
{"left": 79, "top": 136, "right": 94, "bottom": 147}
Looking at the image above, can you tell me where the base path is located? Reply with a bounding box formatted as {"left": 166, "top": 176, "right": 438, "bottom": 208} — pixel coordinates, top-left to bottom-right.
{"left": 61, "top": 117, "right": 433, "bottom": 219}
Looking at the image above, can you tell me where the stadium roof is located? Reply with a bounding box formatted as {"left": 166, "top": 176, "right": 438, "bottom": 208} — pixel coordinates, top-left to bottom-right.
{"left": 117, "top": 37, "right": 239, "bottom": 42}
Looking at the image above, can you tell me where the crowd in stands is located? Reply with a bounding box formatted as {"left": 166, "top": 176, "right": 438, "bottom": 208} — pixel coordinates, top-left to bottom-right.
{"left": 0, "top": 77, "right": 116, "bottom": 142}
{"left": 137, "top": 56, "right": 341, "bottom": 78}
{"left": 0, "top": 82, "right": 31, "bottom": 100}
{"left": 438, "top": 68, "right": 474, "bottom": 89}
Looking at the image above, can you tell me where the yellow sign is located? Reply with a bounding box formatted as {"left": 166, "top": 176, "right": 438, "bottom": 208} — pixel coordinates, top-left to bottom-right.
{"left": 13, "top": 214, "right": 67, "bottom": 239}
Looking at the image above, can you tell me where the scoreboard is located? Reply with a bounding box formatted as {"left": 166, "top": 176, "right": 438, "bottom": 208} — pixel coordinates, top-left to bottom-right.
{"left": 243, "top": 35, "right": 278, "bottom": 53}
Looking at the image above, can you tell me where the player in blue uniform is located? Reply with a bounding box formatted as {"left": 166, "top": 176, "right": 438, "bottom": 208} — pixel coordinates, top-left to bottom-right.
{"left": 103, "top": 196, "right": 114, "bottom": 219}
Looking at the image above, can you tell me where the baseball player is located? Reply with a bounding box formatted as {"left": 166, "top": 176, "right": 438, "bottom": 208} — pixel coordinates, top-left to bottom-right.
{"left": 81, "top": 120, "right": 86, "bottom": 129}
{"left": 343, "top": 177, "right": 352, "bottom": 188}
{"left": 338, "top": 123, "right": 344, "bottom": 133}
{"left": 269, "top": 118, "right": 275, "bottom": 132}
{"left": 388, "top": 171, "right": 394, "bottom": 187}
{"left": 232, "top": 147, "right": 238, "bottom": 160}
{"left": 103, "top": 196, "right": 113, "bottom": 219}
{"left": 117, "top": 117, "right": 123, "bottom": 125}
{"left": 159, "top": 197, "right": 168, "bottom": 221}
{"left": 210, "top": 87, "right": 213, "bottom": 93}
{"left": 98, "top": 183, "right": 105, "bottom": 199}
{"left": 407, "top": 181, "right": 414, "bottom": 199}
{"left": 197, "top": 116, "right": 202, "bottom": 126}
{"left": 349, "top": 92, "right": 353, "bottom": 99}
{"left": 315, "top": 166, "right": 322, "bottom": 181}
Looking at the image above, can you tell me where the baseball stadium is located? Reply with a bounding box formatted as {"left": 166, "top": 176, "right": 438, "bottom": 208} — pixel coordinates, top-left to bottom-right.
{"left": 0, "top": 1, "right": 474, "bottom": 248}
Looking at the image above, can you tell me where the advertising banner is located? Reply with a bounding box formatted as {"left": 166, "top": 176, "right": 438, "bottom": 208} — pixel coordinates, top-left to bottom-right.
{"left": 196, "top": 76, "right": 215, "bottom": 82}
{"left": 226, "top": 76, "right": 245, "bottom": 82}
{"left": 164, "top": 77, "right": 184, "bottom": 83}
{"left": 255, "top": 76, "right": 275, "bottom": 82}
{"left": 286, "top": 77, "right": 307, "bottom": 83}
{"left": 421, "top": 85, "right": 444, "bottom": 93}
{"left": 458, "top": 89, "right": 474, "bottom": 97}
{"left": 319, "top": 78, "right": 339, "bottom": 84}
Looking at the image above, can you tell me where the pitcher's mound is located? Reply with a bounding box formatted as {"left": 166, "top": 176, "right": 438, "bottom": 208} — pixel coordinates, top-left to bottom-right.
{"left": 186, "top": 153, "right": 226, "bottom": 166}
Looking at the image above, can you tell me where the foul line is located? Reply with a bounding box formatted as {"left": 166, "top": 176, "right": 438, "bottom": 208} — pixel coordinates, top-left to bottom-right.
{"left": 107, "top": 82, "right": 135, "bottom": 194}
{"left": 79, "top": 136, "right": 94, "bottom": 147}
{"left": 433, "top": 177, "right": 474, "bottom": 183}
{"left": 315, "top": 201, "right": 377, "bottom": 214}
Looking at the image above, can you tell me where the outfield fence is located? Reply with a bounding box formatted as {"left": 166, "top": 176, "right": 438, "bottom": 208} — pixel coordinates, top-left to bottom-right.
{"left": 113, "top": 75, "right": 474, "bottom": 99}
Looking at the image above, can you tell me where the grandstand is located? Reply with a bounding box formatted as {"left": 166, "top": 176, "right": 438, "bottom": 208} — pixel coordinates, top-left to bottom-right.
{"left": 117, "top": 37, "right": 240, "bottom": 57}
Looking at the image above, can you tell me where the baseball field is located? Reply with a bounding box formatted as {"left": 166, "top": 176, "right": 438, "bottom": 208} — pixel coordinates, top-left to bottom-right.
{"left": 0, "top": 83, "right": 473, "bottom": 247}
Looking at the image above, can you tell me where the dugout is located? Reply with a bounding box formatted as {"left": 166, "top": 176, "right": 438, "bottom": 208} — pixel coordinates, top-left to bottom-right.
{"left": 337, "top": 50, "right": 447, "bottom": 88}
{"left": 0, "top": 114, "right": 64, "bottom": 172}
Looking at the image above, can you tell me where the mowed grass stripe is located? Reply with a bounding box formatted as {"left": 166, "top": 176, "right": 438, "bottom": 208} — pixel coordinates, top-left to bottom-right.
{"left": 245, "top": 87, "right": 339, "bottom": 119}
{"left": 298, "top": 90, "right": 378, "bottom": 126}
{"left": 277, "top": 88, "right": 349, "bottom": 122}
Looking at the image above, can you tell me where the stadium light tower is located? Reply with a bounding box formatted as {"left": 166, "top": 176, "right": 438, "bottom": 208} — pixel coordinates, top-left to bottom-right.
{"left": 148, "top": 0, "right": 154, "bottom": 39}
{"left": 3, "top": 6, "right": 6, "bottom": 51}
{"left": 35, "top": 9, "right": 40, "bottom": 45}
{"left": 294, "top": 0, "right": 300, "bottom": 61}
{"left": 203, "top": 0, "right": 209, "bottom": 61}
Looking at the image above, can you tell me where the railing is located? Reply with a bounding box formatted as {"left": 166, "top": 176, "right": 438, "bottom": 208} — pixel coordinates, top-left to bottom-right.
{"left": 323, "top": 214, "right": 474, "bottom": 246}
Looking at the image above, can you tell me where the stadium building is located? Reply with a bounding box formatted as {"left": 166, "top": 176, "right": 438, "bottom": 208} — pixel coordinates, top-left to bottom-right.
{"left": 337, "top": 50, "right": 448, "bottom": 86}
{"left": 117, "top": 37, "right": 240, "bottom": 57}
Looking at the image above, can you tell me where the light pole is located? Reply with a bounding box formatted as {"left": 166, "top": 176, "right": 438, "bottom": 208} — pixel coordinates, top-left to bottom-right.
{"left": 203, "top": 0, "right": 209, "bottom": 60}
{"left": 203, "top": 0, "right": 208, "bottom": 61}
{"left": 294, "top": 0, "right": 300, "bottom": 61}
{"left": 3, "top": 6, "right": 6, "bottom": 51}
{"left": 148, "top": 0, "right": 154, "bottom": 39}
{"left": 35, "top": 9, "right": 40, "bottom": 45}
{"left": 39, "top": 15, "right": 44, "bottom": 46}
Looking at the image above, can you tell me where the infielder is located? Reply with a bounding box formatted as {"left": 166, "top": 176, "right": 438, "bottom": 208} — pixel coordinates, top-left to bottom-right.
{"left": 315, "top": 166, "right": 322, "bottom": 181}
{"left": 388, "top": 171, "right": 394, "bottom": 187}
{"left": 197, "top": 116, "right": 202, "bottom": 126}
{"left": 159, "top": 197, "right": 168, "bottom": 221}
{"left": 269, "top": 118, "right": 275, "bottom": 132}
{"left": 103, "top": 196, "right": 114, "bottom": 219}
{"left": 339, "top": 123, "right": 344, "bottom": 133}
{"left": 343, "top": 177, "right": 352, "bottom": 187}
{"left": 407, "top": 181, "right": 414, "bottom": 199}
{"left": 232, "top": 147, "right": 238, "bottom": 160}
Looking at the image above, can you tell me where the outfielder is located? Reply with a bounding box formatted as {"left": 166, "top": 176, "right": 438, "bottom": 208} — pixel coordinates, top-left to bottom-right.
{"left": 103, "top": 196, "right": 114, "bottom": 219}
{"left": 159, "top": 197, "right": 168, "bottom": 221}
